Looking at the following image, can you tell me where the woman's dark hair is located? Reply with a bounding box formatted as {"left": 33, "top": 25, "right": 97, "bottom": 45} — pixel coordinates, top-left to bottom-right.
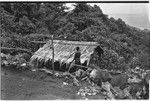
{"left": 76, "top": 47, "right": 80, "bottom": 51}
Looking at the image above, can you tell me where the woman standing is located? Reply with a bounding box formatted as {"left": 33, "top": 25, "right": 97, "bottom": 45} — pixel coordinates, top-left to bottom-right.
{"left": 68, "top": 47, "right": 81, "bottom": 72}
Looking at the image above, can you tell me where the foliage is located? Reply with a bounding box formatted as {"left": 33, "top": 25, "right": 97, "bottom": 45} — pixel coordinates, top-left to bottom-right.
{"left": 1, "top": 3, "right": 150, "bottom": 70}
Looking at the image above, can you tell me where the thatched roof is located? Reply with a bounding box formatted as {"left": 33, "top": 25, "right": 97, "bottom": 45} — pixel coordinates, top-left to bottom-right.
{"left": 30, "top": 40, "right": 99, "bottom": 64}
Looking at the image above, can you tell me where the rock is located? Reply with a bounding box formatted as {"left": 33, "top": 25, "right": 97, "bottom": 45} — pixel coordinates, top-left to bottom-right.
{"left": 141, "top": 71, "right": 150, "bottom": 99}
{"left": 1, "top": 53, "right": 6, "bottom": 57}
{"left": 2, "top": 60, "right": 9, "bottom": 66}
{"left": 55, "top": 72, "right": 60, "bottom": 77}
{"left": 144, "top": 71, "right": 150, "bottom": 84}
{"left": 21, "top": 63, "right": 27, "bottom": 67}
{"left": 89, "top": 68, "right": 112, "bottom": 87}
{"left": 101, "top": 82, "right": 115, "bottom": 99}
{"left": 77, "top": 85, "right": 100, "bottom": 97}
{"left": 90, "top": 69, "right": 97, "bottom": 79}
{"left": 63, "top": 82, "right": 68, "bottom": 85}
{"left": 75, "top": 69, "right": 84, "bottom": 78}
{"left": 135, "top": 67, "right": 140, "bottom": 70}
{"left": 102, "top": 82, "right": 112, "bottom": 92}
{"left": 129, "top": 82, "right": 143, "bottom": 98}
{"left": 128, "top": 77, "right": 141, "bottom": 83}
{"left": 110, "top": 74, "right": 129, "bottom": 90}
{"left": 113, "top": 87, "right": 124, "bottom": 99}
{"left": 32, "top": 69, "right": 37, "bottom": 72}
{"left": 123, "top": 86, "right": 132, "bottom": 99}
{"left": 107, "top": 91, "right": 115, "bottom": 99}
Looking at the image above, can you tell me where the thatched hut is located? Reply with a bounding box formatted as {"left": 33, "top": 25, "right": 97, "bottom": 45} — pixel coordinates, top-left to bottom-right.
{"left": 30, "top": 40, "right": 102, "bottom": 72}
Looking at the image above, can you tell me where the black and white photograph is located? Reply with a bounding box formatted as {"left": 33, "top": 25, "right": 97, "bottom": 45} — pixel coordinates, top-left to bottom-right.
{"left": 1, "top": 0, "right": 150, "bottom": 100}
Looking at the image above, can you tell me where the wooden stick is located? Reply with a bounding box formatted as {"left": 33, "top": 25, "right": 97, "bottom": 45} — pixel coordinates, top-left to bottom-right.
{"left": 51, "top": 35, "right": 55, "bottom": 77}
{"left": 68, "top": 62, "right": 73, "bottom": 73}
{"left": 72, "top": 64, "right": 89, "bottom": 68}
{"left": 67, "top": 63, "right": 89, "bottom": 73}
{"left": 59, "top": 61, "right": 62, "bottom": 70}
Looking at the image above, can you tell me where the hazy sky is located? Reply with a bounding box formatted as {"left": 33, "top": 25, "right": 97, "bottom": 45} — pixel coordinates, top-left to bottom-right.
{"left": 65, "top": 3, "right": 150, "bottom": 30}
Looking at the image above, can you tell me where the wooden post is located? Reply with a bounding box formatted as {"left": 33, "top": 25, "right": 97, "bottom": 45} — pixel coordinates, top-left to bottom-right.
{"left": 51, "top": 35, "right": 55, "bottom": 77}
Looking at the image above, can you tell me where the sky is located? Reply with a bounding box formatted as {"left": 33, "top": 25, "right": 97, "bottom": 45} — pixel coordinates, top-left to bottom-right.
{"left": 65, "top": 3, "right": 150, "bottom": 30}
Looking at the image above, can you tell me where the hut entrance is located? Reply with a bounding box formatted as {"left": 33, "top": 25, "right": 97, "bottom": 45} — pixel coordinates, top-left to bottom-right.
{"left": 94, "top": 46, "right": 104, "bottom": 58}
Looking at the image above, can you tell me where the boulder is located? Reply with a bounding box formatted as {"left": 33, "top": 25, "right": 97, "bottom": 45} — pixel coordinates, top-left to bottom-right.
{"left": 110, "top": 74, "right": 129, "bottom": 90}
{"left": 144, "top": 71, "right": 150, "bottom": 84}
{"left": 89, "top": 68, "right": 113, "bottom": 86}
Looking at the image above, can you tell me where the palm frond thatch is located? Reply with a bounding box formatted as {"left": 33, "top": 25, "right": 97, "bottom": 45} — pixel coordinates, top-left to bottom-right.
{"left": 30, "top": 40, "right": 99, "bottom": 64}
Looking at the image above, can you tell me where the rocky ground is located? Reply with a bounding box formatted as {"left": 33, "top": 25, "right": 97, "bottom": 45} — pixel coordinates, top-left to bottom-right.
{"left": 1, "top": 53, "right": 149, "bottom": 100}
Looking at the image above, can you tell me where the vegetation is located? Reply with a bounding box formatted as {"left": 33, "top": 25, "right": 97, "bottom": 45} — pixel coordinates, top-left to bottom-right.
{"left": 1, "top": 3, "right": 150, "bottom": 70}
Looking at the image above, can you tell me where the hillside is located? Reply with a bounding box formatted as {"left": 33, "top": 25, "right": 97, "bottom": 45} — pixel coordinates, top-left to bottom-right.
{"left": 1, "top": 3, "right": 150, "bottom": 70}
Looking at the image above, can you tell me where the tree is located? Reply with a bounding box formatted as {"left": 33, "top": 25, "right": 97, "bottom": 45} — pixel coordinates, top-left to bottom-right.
{"left": 40, "top": 3, "right": 68, "bottom": 34}
{"left": 73, "top": 3, "right": 90, "bottom": 14}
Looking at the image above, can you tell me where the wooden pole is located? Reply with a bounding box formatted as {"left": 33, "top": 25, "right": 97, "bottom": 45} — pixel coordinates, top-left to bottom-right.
{"left": 51, "top": 35, "right": 55, "bottom": 77}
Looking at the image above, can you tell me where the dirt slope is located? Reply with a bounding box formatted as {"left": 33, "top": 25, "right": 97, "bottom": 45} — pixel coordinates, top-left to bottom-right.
{"left": 1, "top": 67, "right": 104, "bottom": 100}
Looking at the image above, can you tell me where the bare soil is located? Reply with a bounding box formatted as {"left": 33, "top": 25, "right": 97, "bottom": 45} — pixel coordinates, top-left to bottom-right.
{"left": 1, "top": 66, "right": 105, "bottom": 100}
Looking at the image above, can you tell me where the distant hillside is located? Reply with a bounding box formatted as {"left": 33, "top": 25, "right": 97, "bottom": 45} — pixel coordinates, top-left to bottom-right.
{"left": 108, "top": 14, "right": 150, "bottom": 30}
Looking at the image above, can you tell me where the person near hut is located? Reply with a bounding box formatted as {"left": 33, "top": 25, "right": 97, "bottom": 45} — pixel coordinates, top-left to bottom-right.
{"left": 68, "top": 47, "right": 81, "bottom": 73}
{"left": 87, "top": 46, "right": 104, "bottom": 68}
{"left": 88, "top": 49, "right": 99, "bottom": 69}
